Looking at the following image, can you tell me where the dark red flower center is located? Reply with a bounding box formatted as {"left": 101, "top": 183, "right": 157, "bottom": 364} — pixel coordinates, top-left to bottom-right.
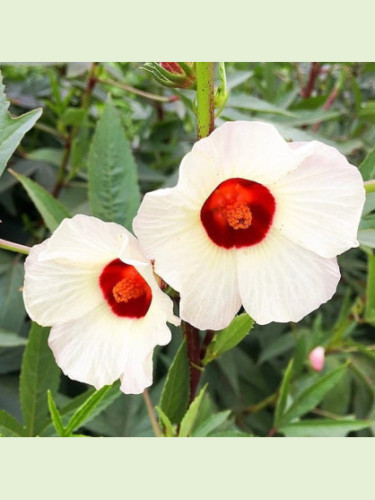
{"left": 99, "top": 259, "right": 152, "bottom": 318}
{"left": 200, "top": 178, "right": 276, "bottom": 249}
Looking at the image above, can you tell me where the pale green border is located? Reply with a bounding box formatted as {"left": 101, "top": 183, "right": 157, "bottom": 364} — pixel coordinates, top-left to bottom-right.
{"left": 1, "top": 0, "right": 375, "bottom": 60}
{"left": 1, "top": 438, "right": 374, "bottom": 496}
{"left": 1, "top": 1, "right": 374, "bottom": 489}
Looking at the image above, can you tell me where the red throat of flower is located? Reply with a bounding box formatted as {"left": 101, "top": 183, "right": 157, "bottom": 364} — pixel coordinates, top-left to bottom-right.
{"left": 200, "top": 178, "right": 276, "bottom": 249}
{"left": 99, "top": 259, "right": 152, "bottom": 318}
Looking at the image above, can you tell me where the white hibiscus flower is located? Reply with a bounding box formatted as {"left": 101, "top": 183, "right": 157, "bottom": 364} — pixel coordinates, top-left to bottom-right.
{"left": 23, "top": 215, "right": 179, "bottom": 394}
{"left": 133, "top": 121, "right": 365, "bottom": 330}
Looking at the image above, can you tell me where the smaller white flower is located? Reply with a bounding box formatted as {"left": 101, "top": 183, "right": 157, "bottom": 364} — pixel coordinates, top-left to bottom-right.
{"left": 23, "top": 214, "right": 179, "bottom": 394}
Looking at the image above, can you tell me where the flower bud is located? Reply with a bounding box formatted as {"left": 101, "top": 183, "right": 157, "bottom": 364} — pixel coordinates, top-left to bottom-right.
{"left": 142, "top": 62, "right": 196, "bottom": 89}
{"left": 309, "top": 346, "right": 325, "bottom": 372}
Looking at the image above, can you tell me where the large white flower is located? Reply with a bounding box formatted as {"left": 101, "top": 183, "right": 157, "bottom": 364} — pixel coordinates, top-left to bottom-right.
{"left": 133, "top": 121, "right": 365, "bottom": 330}
{"left": 23, "top": 214, "right": 179, "bottom": 394}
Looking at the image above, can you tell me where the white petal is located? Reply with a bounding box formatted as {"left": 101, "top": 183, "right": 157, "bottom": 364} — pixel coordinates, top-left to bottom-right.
{"left": 120, "top": 350, "right": 154, "bottom": 394}
{"left": 40, "top": 214, "right": 126, "bottom": 265}
{"left": 23, "top": 239, "right": 103, "bottom": 325}
{"left": 119, "top": 304, "right": 173, "bottom": 393}
{"left": 272, "top": 141, "right": 365, "bottom": 258}
{"left": 49, "top": 297, "right": 173, "bottom": 394}
{"left": 176, "top": 121, "right": 314, "bottom": 204}
{"left": 119, "top": 234, "right": 180, "bottom": 328}
{"left": 134, "top": 189, "right": 241, "bottom": 330}
{"left": 237, "top": 229, "right": 341, "bottom": 325}
{"left": 48, "top": 304, "right": 133, "bottom": 389}
{"left": 138, "top": 265, "right": 180, "bottom": 327}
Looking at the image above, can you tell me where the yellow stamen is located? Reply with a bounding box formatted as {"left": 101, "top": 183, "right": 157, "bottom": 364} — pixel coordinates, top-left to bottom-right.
{"left": 225, "top": 202, "right": 252, "bottom": 230}
{"left": 112, "top": 278, "right": 144, "bottom": 303}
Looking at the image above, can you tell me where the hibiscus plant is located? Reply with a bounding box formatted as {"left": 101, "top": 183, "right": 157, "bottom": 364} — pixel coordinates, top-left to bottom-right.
{"left": 0, "top": 62, "right": 375, "bottom": 437}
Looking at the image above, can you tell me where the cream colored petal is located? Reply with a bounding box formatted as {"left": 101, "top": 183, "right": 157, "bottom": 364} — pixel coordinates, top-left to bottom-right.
{"left": 119, "top": 233, "right": 180, "bottom": 327}
{"left": 237, "top": 229, "right": 341, "bottom": 325}
{"left": 48, "top": 304, "right": 133, "bottom": 389}
{"left": 134, "top": 189, "right": 241, "bottom": 331}
{"left": 176, "top": 121, "right": 314, "bottom": 205}
{"left": 119, "top": 304, "right": 173, "bottom": 393}
{"left": 272, "top": 141, "right": 365, "bottom": 258}
{"left": 40, "top": 214, "right": 126, "bottom": 265}
{"left": 23, "top": 239, "right": 103, "bottom": 326}
{"left": 49, "top": 296, "right": 174, "bottom": 394}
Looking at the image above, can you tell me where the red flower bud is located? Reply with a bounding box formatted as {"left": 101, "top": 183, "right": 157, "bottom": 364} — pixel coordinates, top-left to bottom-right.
{"left": 142, "top": 62, "right": 196, "bottom": 89}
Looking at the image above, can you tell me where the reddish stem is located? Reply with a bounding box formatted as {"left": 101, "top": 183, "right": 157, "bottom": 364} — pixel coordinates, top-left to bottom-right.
{"left": 300, "top": 62, "right": 321, "bottom": 98}
{"left": 183, "top": 321, "right": 202, "bottom": 403}
{"left": 200, "top": 330, "right": 215, "bottom": 360}
{"left": 312, "top": 84, "right": 340, "bottom": 132}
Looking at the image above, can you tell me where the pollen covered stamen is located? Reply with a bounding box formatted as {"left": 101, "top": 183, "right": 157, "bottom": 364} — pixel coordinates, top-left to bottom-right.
{"left": 200, "top": 177, "right": 276, "bottom": 249}
{"left": 225, "top": 202, "right": 252, "bottom": 230}
{"left": 112, "top": 278, "right": 144, "bottom": 303}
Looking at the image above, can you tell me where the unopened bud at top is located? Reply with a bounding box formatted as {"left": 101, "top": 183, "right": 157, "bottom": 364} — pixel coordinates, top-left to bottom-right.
{"left": 142, "top": 62, "right": 196, "bottom": 89}
{"left": 309, "top": 346, "right": 325, "bottom": 372}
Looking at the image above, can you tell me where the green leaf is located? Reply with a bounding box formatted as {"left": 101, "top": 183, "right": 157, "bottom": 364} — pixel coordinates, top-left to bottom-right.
{"left": 226, "top": 94, "right": 295, "bottom": 117}
{"left": 159, "top": 341, "right": 190, "bottom": 424}
{"left": 192, "top": 410, "right": 231, "bottom": 437}
{"left": 0, "top": 255, "right": 25, "bottom": 332}
{"left": 258, "top": 332, "right": 295, "bottom": 364}
{"left": 19, "top": 322, "right": 60, "bottom": 436}
{"left": 362, "top": 192, "right": 375, "bottom": 216}
{"left": 179, "top": 385, "right": 207, "bottom": 437}
{"left": 279, "top": 418, "right": 375, "bottom": 437}
{"left": 279, "top": 365, "right": 347, "bottom": 427}
{"left": 365, "top": 253, "right": 375, "bottom": 324}
{"left": 227, "top": 71, "right": 254, "bottom": 90}
{"left": 203, "top": 313, "right": 254, "bottom": 364}
{"left": 28, "top": 148, "right": 63, "bottom": 167}
{"left": 60, "top": 107, "right": 86, "bottom": 127}
{"left": 11, "top": 171, "right": 71, "bottom": 232}
{"left": 280, "top": 108, "right": 342, "bottom": 127}
{"left": 0, "top": 329, "right": 27, "bottom": 347}
{"left": 359, "top": 148, "right": 375, "bottom": 181}
{"left": 0, "top": 71, "right": 42, "bottom": 178}
{"left": 0, "top": 410, "right": 25, "bottom": 437}
{"left": 358, "top": 229, "right": 375, "bottom": 248}
{"left": 155, "top": 406, "right": 175, "bottom": 437}
{"left": 87, "top": 99, "right": 140, "bottom": 229}
{"left": 47, "top": 390, "right": 65, "bottom": 437}
{"left": 274, "top": 359, "right": 294, "bottom": 428}
{"left": 209, "top": 430, "right": 252, "bottom": 437}
{"left": 64, "top": 384, "right": 116, "bottom": 436}
{"left": 38, "top": 387, "right": 96, "bottom": 435}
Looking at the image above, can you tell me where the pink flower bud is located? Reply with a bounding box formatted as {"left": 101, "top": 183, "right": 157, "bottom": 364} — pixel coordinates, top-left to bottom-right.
{"left": 309, "top": 346, "right": 325, "bottom": 371}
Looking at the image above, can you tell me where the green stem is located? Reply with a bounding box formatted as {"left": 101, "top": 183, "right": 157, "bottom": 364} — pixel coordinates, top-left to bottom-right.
{"left": 180, "top": 62, "right": 215, "bottom": 403}
{"left": 0, "top": 238, "right": 30, "bottom": 255}
{"left": 242, "top": 391, "right": 278, "bottom": 415}
{"left": 196, "top": 62, "right": 215, "bottom": 139}
{"left": 365, "top": 180, "right": 375, "bottom": 193}
{"left": 53, "top": 62, "right": 98, "bottom": 196}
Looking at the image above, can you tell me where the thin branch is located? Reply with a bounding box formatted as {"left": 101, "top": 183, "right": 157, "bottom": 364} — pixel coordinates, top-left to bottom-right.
{"left": 0, "top": 238, "right": 30, "bottom": 255}
{"left": 142, "top": 388, "right": 161, "bottom": 437}
{"left": 52, "top": 62, "right": 98, "bottom": 197}
{"left": 97, "top": 77, "right": 177, "bottom": 103}
{"left": 241, "top": 392, "right": 278, "bottom": 415}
